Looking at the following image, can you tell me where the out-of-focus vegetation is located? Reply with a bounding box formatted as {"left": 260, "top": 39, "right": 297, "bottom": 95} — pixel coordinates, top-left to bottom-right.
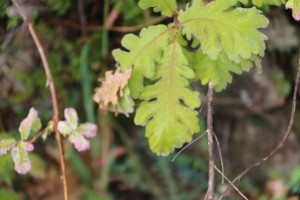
{"left": 0, "top": 0, "right": 300, "bottom": 199}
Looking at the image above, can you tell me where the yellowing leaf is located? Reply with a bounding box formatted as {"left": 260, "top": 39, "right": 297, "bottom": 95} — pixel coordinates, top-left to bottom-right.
{"left": 135, "top": 42, "right": 200, "bottom": 156}
{"left": 286, "top": 0, "right": 300, "bottom": 20}
{"left": 112, "top": 25, "right": 172, "bottom": 98}
{"left": 178, "top": 0, "right": 268, "bottom": 63}
{"left": 93, "top": 68, "right": 133, "bottom": 115}
{"left": 139, "top": 0, "right": 177, "bottom": 17}
{"left": 192, "top": 51, "right": 252, "bottom": 91}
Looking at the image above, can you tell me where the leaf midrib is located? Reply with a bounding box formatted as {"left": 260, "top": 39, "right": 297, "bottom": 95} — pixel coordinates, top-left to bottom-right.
{"left": 128, "top": 27, "right": 173, "bottom": 69}
{"left": 180, "top": 15, "right": 255, "bottom": 39}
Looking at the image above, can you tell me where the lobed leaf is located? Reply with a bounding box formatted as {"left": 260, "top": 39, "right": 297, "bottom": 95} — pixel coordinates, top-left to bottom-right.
{"left": 93, "top": 68, "right": 133, "bottom": 115}
{"left": 286, "top": 0, "right": 300, "bottom": 20}
{"left": 112, "top": 25, "right": 172, "bottom": 98}
{"left": 192, "top": 51, "right": 252, "bottom": 91}
{"left": 135, "top": 42, "right": 200, "bottom": 156}
{"left": 178, "top": 0, "right": 268, "bottom": 63}
{"left": 0, "top": 139, "right": 16, "bottom": 156}
{"left": 139, "top": 0, "right": 177, "bottom": 17}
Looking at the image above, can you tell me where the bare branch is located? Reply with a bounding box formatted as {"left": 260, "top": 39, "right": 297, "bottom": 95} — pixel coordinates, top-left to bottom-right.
{"left": 213, "top": 132, "right": 224, "bottom": 184}
{"left": 55, "top": 16, "right": 167, "bottom": 33}
{"left": 11, "top": 1, "right": 69, "bottom": 199}
{"left": 172, "top": 131, "right": 208, "bottom": 162}
{"left": 207, "top": 82, "right": 215, "bottom": 200}
{"left": 219, "top": 53, "right": 300, "bottom": 200}
{"left": 214, "top": 166, "right": 248, "bottom": 200}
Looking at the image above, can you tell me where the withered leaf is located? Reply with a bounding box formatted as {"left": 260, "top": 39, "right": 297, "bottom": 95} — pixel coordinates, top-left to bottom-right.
{"left": 93, "top": 68, "right": 132, "bottom": 115}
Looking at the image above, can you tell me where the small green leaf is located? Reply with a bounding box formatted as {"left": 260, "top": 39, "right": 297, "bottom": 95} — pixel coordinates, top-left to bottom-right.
{"left": 135, "top": 42, "right": 200, "bottom": 156}
{"left": 139, "top": 0, "right": 177, "bottom": 17}
{"left": 178, "top": 0, "right": 268, "bottom": 63}
{"left": 112, "top": 25, "right": 172, "bottom": 98}
{"left": 0, "top": 138, "right": 16, "bottom": 155}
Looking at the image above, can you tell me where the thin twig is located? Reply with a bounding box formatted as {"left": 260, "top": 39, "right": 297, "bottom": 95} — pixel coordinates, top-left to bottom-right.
{"left": 219, "top": 53, "right": 300, "bottom": 200}
{"left": 56, "top": 16, "right": 167, "bottom": 33}
{"left": 214, "top": 166, "right": 248, "bottom": 200}
{"left": 172, "top": 131, "right": 208, "bottom": 162}
{"left": 78, "top": 0, "right": 88, "bottom": 38}
{"left": 11, "top": 1, "right": 69, "bottom": 199}
{"left": 213, "top": 132, "right": 224, "bottom": 184}
{"left": 207, "top": 82, "right": 215, "bottom": 200}
{"left": 29, "top": 130, "right": 45, "bottom": 143}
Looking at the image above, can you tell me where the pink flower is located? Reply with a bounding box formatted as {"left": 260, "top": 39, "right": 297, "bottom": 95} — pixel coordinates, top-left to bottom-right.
{"left": 58, "top": 108, "right": 97, "bottom": 152}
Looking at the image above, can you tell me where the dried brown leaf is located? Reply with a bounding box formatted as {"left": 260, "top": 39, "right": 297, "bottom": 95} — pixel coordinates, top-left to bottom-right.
{"left": 93, "top": 68, "right": 132, "bottom": 114}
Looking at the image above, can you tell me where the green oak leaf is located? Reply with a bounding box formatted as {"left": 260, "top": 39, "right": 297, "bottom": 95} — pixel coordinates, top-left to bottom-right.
{"left": 135, "top": 42, "right": 200, "bottom": 156}
{"left": 139, "top": 0, "right": 177, "bottom": 17}
{"left": 112, "top": 25, "right": 172, "bottom": 98}
{"left": 192, "top": 51, "right": 252, "bottom": 91}
{"left": 178, "top": 0, "right": 268, "bottom": 63}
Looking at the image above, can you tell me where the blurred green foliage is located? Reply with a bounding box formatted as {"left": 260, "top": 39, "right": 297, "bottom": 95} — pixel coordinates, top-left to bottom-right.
{"left": 0, "top": 1, "right": 8, "bottom": 18}
{"left": 0, "top": 0, "right": 299, "bottom": 200}
{"left": 0, "top": 154, "right": 15, "bottom": 183}
{"left": 46, "top": 0, "right": 72, "bottom": 15}
{"left": 289, "top": 166, "right": 300, "bottom": 194}
{"left": 0, "top": 189, "right": 19, "bottom": 200}
{"left": 271, "top": 68, "right": 291, "bottom": 97}
{"left": 111, "top": 0, "right": 144, "bottom": 23}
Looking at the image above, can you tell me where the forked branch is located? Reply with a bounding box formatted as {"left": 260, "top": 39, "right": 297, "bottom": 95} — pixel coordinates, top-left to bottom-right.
{"left": 219, "top": 53, "right": 300, "bottom": 200}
